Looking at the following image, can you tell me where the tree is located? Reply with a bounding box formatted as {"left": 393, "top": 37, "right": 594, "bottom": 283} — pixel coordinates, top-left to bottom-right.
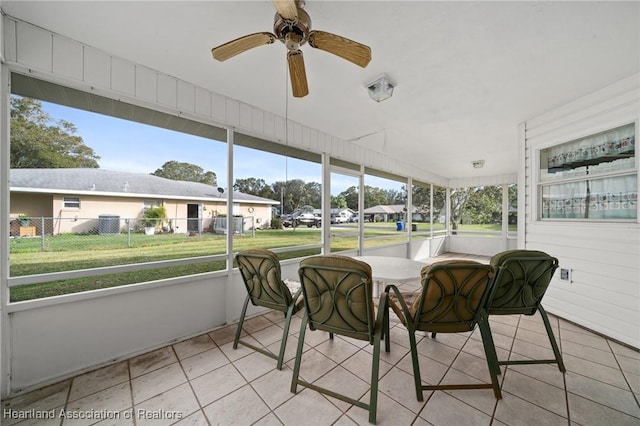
{"left": 10, "top": 96, "right": 100, "bottom": 168}
{"left": 233, "top": 177, "right": 275, "bottom": 199}
{"left": 271, "top": 179, "right": 321, "bottom": 213}
{"left": 152, "top": 161, "right": 217, "bottom": 185}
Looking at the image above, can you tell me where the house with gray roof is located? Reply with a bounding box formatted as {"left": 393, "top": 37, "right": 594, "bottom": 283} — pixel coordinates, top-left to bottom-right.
{"left": 10, "top": 168, "right": 279, "bottom": 236}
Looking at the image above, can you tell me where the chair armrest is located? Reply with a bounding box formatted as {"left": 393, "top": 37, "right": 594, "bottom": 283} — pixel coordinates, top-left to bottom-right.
{"left": 384, "top": 284, "right": 413, "bottom": 327}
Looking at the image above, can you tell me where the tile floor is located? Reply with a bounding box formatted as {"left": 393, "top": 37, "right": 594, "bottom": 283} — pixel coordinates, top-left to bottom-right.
{"left": 2, "top": 254, "right": 640, "bottom": 426}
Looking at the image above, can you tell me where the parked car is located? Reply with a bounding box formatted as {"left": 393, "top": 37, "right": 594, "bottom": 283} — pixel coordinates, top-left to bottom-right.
{"left": 282, "top": 206, "right": 321, "bottom": 228}
{"left": 330, "top": 214, "right": 348, "bottom": 224}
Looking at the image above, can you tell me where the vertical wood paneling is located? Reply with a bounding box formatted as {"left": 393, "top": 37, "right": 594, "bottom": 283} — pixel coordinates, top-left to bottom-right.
{"left": 176, "top": 80, "right": 195, "bottom": 113}
{"left": 238, "top": 102, "right": 252, "bottom": 130}
{"left": 3, "top": 18, "right": 17, "bottom": 63}
{"left": 110, "top": 57, "right": 135, "bottom": 95}
{"left": 194, "top": 87, "right": 211, "bottom": 118}
{"left": 52, "top": 36, "right": 83, "bottom": 81}
{"left": 83, "top": 47, "right": 110, "bottom": 89}
{"left": 225, "top": 98, "right": 239, "bottom": 127}
{"left": 251, "top": 108, "right": 263, "bottom": 134}
{"left": 16, "top": 22, "right": 51, "bottom": 71}
{"left": 262, "top": 111, "right": 275, "bottom": 138}
{"left": 157, "top": 74, "right": 177, "bottom": 108}
{"left": 211, "top": 93, "right": 226, "bottom": 123}
{"left": 135, "top": 65, "right": 157, "bottom": 103}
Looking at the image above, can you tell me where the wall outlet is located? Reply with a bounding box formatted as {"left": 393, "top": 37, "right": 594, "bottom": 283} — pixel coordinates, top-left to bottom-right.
{"left": 559, "top": 268, "right": 572, "bottom": 283}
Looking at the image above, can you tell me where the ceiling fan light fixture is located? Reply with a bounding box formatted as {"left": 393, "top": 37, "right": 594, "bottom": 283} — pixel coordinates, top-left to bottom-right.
{"left": 367, "top": 74, "right": 395, "bottom": 102}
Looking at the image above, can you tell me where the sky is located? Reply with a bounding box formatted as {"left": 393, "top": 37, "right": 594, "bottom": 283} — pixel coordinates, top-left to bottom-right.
{"left": 40, "top": 100, "right": 403, "bottom": 195}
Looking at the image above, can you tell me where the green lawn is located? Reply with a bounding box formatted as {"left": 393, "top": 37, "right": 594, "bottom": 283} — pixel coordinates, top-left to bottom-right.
{"left": 9, "top": 223, "right": 509, "bottom": 302}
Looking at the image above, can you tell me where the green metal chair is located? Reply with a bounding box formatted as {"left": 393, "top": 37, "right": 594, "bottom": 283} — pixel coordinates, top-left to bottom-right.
{"left": 385, "top": 260, "right": 502, "bottom": 402}
{"left": 235, "top": 249, "right": 304, "bottom": 370}
{"left": 488, "top": 249, "right": 565, "bottom": 373}
{"left": 291, "top": 256, "right": 389, "bottom": 424}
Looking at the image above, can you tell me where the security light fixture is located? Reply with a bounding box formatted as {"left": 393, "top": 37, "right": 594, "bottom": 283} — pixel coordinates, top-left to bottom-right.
{"left": 367, "top": 75, "right": 395, "bottom": 102}
{"left": 472, "top": 160, "right": 485, "bottom": 169}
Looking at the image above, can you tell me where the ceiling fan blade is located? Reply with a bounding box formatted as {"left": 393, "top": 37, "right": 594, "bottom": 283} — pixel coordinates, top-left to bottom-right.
{"left": 288, "top": 50, "right": 309, "bottom": 98}
{"left": 272, "top": 0, "right": 298, "bottom": 21}
{"left": 212, "top": 32, "right": 276, "bottom": 61}
{"left": 308, "top": 30, "right": 372, "bottom": 68}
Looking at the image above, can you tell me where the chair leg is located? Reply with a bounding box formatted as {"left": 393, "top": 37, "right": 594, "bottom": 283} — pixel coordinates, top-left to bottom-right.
{"left": 478, "top": 315, "right": 502, "bottom": 399}
{"left": 276, "top": 302, "right": 296, "bottom": 370}
{"left": 290, "top": 312, "right": 309, "bottom": 394}
{"left": 234, "top": 295, "right": 251, "bottom": 349}
{"left": 407, "top": 327, "right": 424, "bottom": 402}
{"left": 538, "top": 306, "right": 566, "bottom": 373}
{"left": 369, "top": 325, "right": 382, "bottom": 424}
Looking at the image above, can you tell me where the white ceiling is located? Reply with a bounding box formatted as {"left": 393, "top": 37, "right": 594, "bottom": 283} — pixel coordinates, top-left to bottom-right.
{"left": 2, "top": 1, "right": 639, "bottom": 180}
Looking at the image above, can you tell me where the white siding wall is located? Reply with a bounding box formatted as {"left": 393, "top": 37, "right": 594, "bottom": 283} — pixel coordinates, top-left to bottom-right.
{"left": 523, "top": 74, "right": 640, "bottom": 349}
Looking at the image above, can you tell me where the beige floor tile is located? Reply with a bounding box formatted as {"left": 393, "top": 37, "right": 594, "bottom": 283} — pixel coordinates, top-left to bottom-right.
{"left": 564, "top": 353, "right": 629, "bottom": 389}
{"left": 251, "top": 367, "right": 297, "bottom": 409}
{"left": 415, "top": 336, "right": 463, "bottom": 366}
{"left": 394, "top": 352, "right": 449, "bottom": 386}
{"left": 610, "top": 341, "right": 640, "bottom": 360}
{"left": 340, "top": 349, "right": 394, "bottom": 385}
{"left": 313, "top": 366, "right": 370, "bottom": 412}
{"left": 218, "top": 336, "right": 262, "bottom": 362}
{"left": 494, "top": 392, "right": 567, "bottom": 426}
{"left": 2, "top": 380, "right": 70, "bottom": 426}
{"left": 202, "top": 384, "right": 270, "bottom": 425}
{"left": 450, "top": 351, "right": 495, "bottom": 384}
{"left": 567, "top": 392, "right": 640, "bottom": 426}
{"left": 131, "top": 362, "right": 186, "bottom": 405}
{"left": 507, "top": 362, "right": 565, "bottom": 389}
{"left": 560, "top": 328, "right": 610, "bottom": 351}
{"left": 274, "top": 388, "right": 342, "bottom": 426}
{"left": 314, "top": 337, "right": 361, "bottom": 364}
{"left": 378, "top": 366, "right": 425, "bottom": 413}
{"left": 439, "top": 370, "right": 499, "bottom": 416}
{"left": 616, "top": 352, "right": 640, "bottom": 376}
{"left": 265, "top": 333, "right": 309, "bottom": 366}
{"left": 190, "top": 364, "right": 247, "bottom": 407}
{"left": 252, "top": 324, "right": 288, "bottom": 348}
{"left": 561, "top": 338, "right": 617, "bottom": 367}
{"left": 68, "top": 362, "right": 129, "bottom": 401}
{"left": 233, "top": 351, "right": 279, "bottom": 382}
{"left": 420, "top": 391, "right": 492, "bottom": 426}
{"left": 173, "top": 410, "right": 209, "bottom": 426}
{"left": 129, "top": 347, "right": 177, "bottom": 378}
{"left": 501, "top": 369, "right": 567, "bottom": 417}
{"left": 172, "top": 334, "right": 216, "bottom": 360}
{"left": 509, "top": 339, "right": 557, "bottom": 363}
{"left": 252, "top": 412, "right": 285, "bottom": 426}
{"left": 288, "top": 348, "right": 337, "bottom": 384}
{"left": 208, "top": 325, "right": 237, "bottom": 346}
{"left": 63, "top": 382, "right": 132, "bottom": 426}
{"left": 347, "top": 391, "right": 418, "bottom": 425}
{"left": 134, "top": 382, "right": 199, "bottom": 426}
{"left": 180, "top": 347, "right": 229, "bottom": 380}
{"left": 242, "top": 315, "right": 276, "bottom": 334}
{"left": 565, "top": 372, "right": 640, "bottom": 417}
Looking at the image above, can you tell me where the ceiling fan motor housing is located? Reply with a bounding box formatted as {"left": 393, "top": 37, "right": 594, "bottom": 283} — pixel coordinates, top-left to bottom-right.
{"left": 274, "top": 8, "right": 311, "bottom": 49}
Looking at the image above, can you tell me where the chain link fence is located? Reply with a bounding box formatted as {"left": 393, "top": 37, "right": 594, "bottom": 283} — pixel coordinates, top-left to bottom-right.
{"left": 9, "top": 216, "right": 250, "bottom": 253}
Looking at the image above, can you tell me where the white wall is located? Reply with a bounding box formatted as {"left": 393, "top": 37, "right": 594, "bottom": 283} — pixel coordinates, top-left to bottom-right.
{"left": 523, "top": 74, "right": 639, "bottom": 349}
{"left": 8, "top": 273, "right": 228, "bottom": 393}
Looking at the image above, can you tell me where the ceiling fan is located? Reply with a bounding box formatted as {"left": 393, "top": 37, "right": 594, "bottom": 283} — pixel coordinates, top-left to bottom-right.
{"left": 211, "top": 0, "right": 372, "bottom": 98}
